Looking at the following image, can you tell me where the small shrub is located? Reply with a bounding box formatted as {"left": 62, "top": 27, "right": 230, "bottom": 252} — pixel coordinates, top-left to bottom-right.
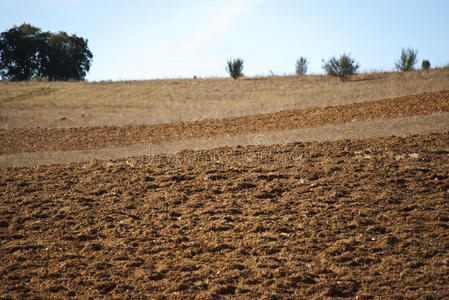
{"left": 296, "top": 57, "right": 308, "bottom": 75}
{"left": 322, "top": 53, "right": 359, "bottom": 81}
{"left": 395, "top": 48, "right": 418, "bottom": 71}
{"left": 421, "top": 59, "right": 431, "bottom": 70}
{"left": 226, "top": 58, "right": 244, "bottom": 79}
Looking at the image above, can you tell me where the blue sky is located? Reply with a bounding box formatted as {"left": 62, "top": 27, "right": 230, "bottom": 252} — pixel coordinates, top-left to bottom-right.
{"left": 1, "top": 0, "right": 448, "bottom": 81}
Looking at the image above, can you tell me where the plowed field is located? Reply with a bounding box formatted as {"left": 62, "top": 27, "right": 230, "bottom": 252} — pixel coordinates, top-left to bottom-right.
{"left": 1, "top": 131, "right": 449, "bottom": 299}
{"left": 2, "top": 81, "right": 449, "bottom": 299}
{"left": 1, "top": 90, "right": 448, "bottom": 154}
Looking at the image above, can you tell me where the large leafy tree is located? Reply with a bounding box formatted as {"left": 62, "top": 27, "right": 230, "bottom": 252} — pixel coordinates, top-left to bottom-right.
{"left": 0, "top": 23, "right": 93, "bottom": 81}
{"left": 39, "top": 31, "right": 93, "bottom": 80}
{"left": 0, "top": 24, "right": 42, "bottom": 80}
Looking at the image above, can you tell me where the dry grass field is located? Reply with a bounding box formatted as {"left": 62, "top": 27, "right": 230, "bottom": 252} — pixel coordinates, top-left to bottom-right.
{"left": 1, "top": 67, "right": 449, "bottom": 128}
{"left": 1, "top": 68, "right": 449, "bottom": 299}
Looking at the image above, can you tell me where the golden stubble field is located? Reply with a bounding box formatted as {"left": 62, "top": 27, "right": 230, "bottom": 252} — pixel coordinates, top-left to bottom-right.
{"left": 1, "top": 67, "right": 449, "bottom": 129}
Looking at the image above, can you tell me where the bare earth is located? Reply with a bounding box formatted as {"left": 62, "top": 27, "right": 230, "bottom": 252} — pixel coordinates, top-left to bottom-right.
{"left": 1, "top": 112, "right": 449, "bottom": 168}
{"left": 1, "top": 74, "right": 449, "bottom": 298}
{"left": 1, "top": 132, "right": 448, "bottom": 299}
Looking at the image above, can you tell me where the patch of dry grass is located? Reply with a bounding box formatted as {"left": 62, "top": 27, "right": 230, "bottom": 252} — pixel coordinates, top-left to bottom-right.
{"left": 1, "top": 67, "right": 449, "bottom": 128}
{"left": 1, "top": 113, "right": 448, "bottom": 168}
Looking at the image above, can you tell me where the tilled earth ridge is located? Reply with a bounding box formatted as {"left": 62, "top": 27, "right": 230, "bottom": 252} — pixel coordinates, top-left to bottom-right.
{"left": 2, "top": 113, "right": 449, "bottom": 169}
{"left": 1, "top": 90, "right": 448, "bottom": 155}
{"left": 1, "top": 132, "right": 449, "bottom": 299}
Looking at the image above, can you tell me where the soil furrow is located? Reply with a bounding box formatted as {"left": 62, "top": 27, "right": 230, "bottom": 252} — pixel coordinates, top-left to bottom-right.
{"left": 1, "top": 132, "right": 448, "bottom": 298}
{"left": 1, "top": 112, "right": 449, "bottom": 168}
{"left": 1, "top": 90, "right": 448, "bottom": 154}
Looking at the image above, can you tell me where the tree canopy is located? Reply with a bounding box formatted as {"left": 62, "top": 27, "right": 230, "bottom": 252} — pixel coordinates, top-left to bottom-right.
{"left": 0, "top": 24, "right": 93, "bottom": 81}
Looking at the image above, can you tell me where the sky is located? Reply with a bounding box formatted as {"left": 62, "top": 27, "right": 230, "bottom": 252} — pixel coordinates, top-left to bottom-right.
{"left": 1, "top": 0, "right": 448, "bottom": 81}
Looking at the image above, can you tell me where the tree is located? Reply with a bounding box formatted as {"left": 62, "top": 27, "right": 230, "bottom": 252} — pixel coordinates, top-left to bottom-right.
{"left": 0, "top": 23, "right": 93, "bottom": 81}
{"left": 39, "top": 31, "right": 93, "bottom": 80}
{"left": 296, "top": 57, "right": 308, "bottom": 75}
{"left": 322, "top": 53, "right": 359, "bottom": 81}
{"left": 421, "top": 59, "right": 431, "bottom": 70}
{"left": 226, "top": 58, "right": 244, "bottom": 79}
{"left": 0, "top": 24, "right": 42, "bottom": 80}
{"left": 395, "top": 48, "right": 417, "bottom": 71}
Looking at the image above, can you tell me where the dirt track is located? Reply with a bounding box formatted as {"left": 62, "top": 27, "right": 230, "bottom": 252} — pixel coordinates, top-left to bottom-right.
{"left": 1, "top": 90, "right": 448, "bottom": 154}
{"left": 1, "top": 132, "right": 449, "bottom": 299}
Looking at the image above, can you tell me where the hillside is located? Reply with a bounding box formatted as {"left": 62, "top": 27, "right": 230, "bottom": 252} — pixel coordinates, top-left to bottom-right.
{"left": 1, "top": 67, "right": 449, "bottom": 129}
{"left": 1, "top": 68, "right": 449, "bottom": 298}
{"left": 1, "top": 90, "right": 448, "bottom": 156}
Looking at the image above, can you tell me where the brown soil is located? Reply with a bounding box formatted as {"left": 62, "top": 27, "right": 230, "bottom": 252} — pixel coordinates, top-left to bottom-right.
{"left": 1, "top": 132, "right": 448, "bottom": 299}
{"left": 1, "top": 90, "right": 448, "bottom": 155}
{"left": 1, "top": 112, "right": 449, "bottom": 168}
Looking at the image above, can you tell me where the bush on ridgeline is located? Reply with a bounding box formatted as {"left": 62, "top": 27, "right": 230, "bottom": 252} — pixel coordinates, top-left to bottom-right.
{"left": 322, "top": 53, "right": 359, "bottom": 81}
{"left": 0, "top": 23, "right": 93, "bottom": 81}
{"left": 226, "top": 58, "right": 244, "bottom": 79}
{"left": 421, "top": 59, "right": 431, "bottom": 70}
{"left": 395, "top": 48, "right": 418, "bottom": 72}
{"left": 295, "top": 57, "right": 308, "bottom": 75}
